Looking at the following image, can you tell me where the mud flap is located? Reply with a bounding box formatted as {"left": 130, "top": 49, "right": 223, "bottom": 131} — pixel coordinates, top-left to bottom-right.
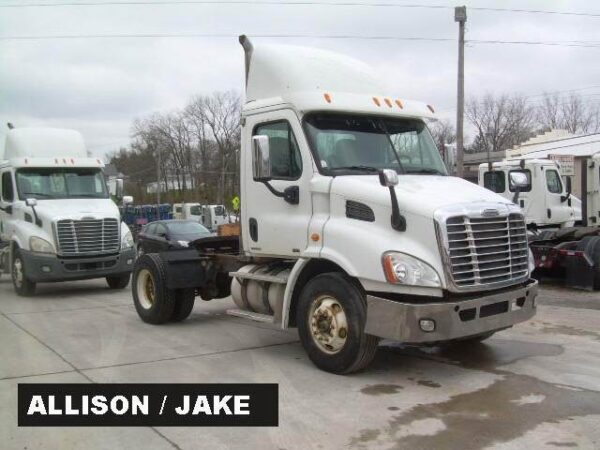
{"left": 159, "top": 250, "right": 215, "bottom": 290}
{"left": 567, "top": 236, "right": 600, "bottom": 290}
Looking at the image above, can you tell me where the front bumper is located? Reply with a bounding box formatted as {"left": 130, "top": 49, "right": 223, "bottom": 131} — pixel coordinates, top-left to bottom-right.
{"left": 20, "top": 248, "right": 136, "bottom": 283}
{"left": 364, "top": 279, "right": 538, "bottom": 343}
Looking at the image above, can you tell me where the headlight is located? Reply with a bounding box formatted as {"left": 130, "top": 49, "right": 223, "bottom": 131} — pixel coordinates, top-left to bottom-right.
{"left": 177, "top": 240, "right": 189, "bottom": 248}
{"left": 528, "top": 249, "right": 535, "bottom": 274}
{"left": 382, "top": 252, "right": 441, "bottom": 287}
{"left": 121, "top": 229, "right": 134, "bottom": 249}
{"left": 29, "top": 236, "right": 55, "bottom": 254}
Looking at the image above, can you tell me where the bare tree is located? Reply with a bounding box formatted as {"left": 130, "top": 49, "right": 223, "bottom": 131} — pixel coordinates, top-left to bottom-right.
{"left": 466, "top": 93, "right": 536, "bottom": 155}
{"left": 536, "top": 92, "right": 600, "bottom": 134}
{"left": 429, "top": 119, "right": 456, "bottom": 153}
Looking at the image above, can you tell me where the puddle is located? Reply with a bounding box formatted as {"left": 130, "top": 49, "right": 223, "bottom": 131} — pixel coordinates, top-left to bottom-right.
{"left": 350, "top": 373, "right": 600, "bottom": 450}
{"left": 539, "top": 323, "right": 600, "bottom": 341}
{"left": 360, "top": 384, "right": 404, "bottom": 396}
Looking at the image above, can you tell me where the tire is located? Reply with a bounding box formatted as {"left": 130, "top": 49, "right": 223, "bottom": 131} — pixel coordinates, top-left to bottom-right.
{"left": 12, "top": 248, "right": 36, "bottom": 297}
{"left": 170, "top": 289, "right": 196, "bottom": 322}
{"left": 106, "top": 274, "right": 131, "bottom": 289}
{"left": 132, "top": 254, "right": 177, "bottom": 324}
{"left": 296, "top": 272, "right": 379, "bottom": 374}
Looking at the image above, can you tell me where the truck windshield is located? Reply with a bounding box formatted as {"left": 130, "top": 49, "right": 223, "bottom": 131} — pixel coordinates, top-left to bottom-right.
{"left": 304, "top": 113, "right": 447, "bottom": 175}
{"left": 16, "top": 168, "right": 109, "bottom": 200}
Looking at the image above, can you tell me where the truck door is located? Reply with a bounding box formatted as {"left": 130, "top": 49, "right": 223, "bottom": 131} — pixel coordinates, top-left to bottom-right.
{"left": 243, "top": 109, "right": 313, "bottom": 257}
{"left": 0, "top": 170, "right": 16, "bottom": 242}
{"left": 544, "top": 167, "right": 574, "bottom": 226}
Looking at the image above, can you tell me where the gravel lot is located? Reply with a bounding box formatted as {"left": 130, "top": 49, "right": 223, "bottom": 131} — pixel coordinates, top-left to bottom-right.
{"left": 1, "top": 276, "right": 599, "bottom": 450}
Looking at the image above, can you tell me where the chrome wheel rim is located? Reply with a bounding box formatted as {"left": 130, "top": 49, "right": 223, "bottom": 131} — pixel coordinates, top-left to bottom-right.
{"left": 12, "top": 257, "right": 23, "bottom": 288}
{"left": 137, "top": 269, "right": 155, "bottom": 309}
{"left": 309, "top": 295, "right": 348, "bottom": 354}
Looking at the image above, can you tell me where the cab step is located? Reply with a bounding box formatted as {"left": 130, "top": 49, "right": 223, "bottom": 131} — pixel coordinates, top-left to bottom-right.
{"left": 226, "top": 309, "right": 275, "bottom": 323}
{"left": 228, "top": 271, "right": 288, "bottom": 284}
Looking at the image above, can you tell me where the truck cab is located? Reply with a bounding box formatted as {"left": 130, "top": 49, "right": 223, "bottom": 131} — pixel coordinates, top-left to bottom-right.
{"left": 173, "top": 203, "right": 202, "bottom": 222}
{"left": 478, "top": 159, "right": 581, "bottom": 229}
{"left": 131, "top": 37, "right": 538, "bottom": 374}
{"left": 0, "top": 127, "right": 136, "bottom": 295}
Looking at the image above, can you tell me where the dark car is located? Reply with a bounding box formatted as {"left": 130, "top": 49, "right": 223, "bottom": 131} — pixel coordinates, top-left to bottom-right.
{"left": 136, "top": 220, "right": 212, "bottom": 256}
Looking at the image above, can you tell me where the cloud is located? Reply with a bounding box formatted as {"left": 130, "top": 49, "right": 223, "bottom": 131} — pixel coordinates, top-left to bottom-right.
{"left": 0, "top": 0, "right": 598, "bottom": 156}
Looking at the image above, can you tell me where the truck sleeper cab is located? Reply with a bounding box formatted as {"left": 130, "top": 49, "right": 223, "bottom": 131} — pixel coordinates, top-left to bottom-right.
{"left": 130, "top": 37, "right": 538, "bottom": 374}
{"left": 0, "top": 128, "right": 136, "bottom": 296}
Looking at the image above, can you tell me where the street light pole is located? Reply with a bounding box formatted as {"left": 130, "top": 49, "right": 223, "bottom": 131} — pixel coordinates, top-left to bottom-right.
{"left": 455, "top": 5, "right": 467, "bottom": 178}
{"left": 156, "top": 146, "right": 161, "bottom": 207}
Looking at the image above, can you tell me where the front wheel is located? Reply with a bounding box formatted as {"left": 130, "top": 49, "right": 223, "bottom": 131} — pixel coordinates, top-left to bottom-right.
{"left": 106, "top": 274, "right": 131, "bottom": 289}
{"left": 296, "top": 272, "right": 379, "bottom": 374}
{"left": 12, "top": 249, "right": 36, "bottom": 297}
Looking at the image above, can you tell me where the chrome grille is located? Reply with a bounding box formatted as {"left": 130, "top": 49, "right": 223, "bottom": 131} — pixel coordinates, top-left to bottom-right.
{"left": 445, "top": 213, "right": 528, "bottom": 288}
{"left": 56, "top": 218, "right": 120, "bottom": 255}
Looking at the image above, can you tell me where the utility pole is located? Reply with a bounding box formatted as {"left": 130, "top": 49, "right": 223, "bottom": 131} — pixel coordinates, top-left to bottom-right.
{"left": 455, "top": 5, "right": 467, "bottom": 178}
{"left": 156, "top": 146, "right": 161, "bottom": 207}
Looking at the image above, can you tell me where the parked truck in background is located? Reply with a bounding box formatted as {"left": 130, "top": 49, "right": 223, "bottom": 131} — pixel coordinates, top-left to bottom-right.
{"left": 130, "top": 36, "right": 538, "bottom": 373}
{"left": 173, "top": 202, "right": 203, "bottom": 222}
{"left": 0, "top": 127, "right": 136, "bottom": 296}
{"left": 479, "top": 154, "right": 600, "bottom": 290}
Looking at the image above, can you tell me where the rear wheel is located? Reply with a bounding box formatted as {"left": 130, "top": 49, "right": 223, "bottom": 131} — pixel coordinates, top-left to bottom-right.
{"left": 106, "top": 274, "right": 131, "bottom": 289}
{"left": 170, "top": 289, "right": 196, "bottom": 322}
{"left": 12, "top": 249, "right": 36, "bottom": 297}
{"left": 132, "top": 254, "right": 177, "bottom": 324}
{"left": 297, "top": 272, "right": 379, "bottom": 374}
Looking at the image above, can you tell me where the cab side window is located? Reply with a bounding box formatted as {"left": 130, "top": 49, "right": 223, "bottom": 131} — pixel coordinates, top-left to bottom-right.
{"left": 483, "top": 171, "right": 506, "bottom": 193}
{"left": 254, "top": 121, "right": 302, "bottom": 180}
{"left": 1, "top": 172, "right": 14, "bottom": 202}
{"left": 546, "top": 170, "right": 563, "bottom": 194}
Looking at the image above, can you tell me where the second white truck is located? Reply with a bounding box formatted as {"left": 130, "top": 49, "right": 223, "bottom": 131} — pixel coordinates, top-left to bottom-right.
{"left": 0, "top": 127, "right": 136, "bottom": 295}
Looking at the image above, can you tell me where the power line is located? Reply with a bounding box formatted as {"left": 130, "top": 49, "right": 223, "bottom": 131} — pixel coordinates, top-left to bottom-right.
{"left": 1, "top": 32, "right": 599, "bottom": 50}
{"left": 2, "top": 1, "right": 600, "bottom": 19}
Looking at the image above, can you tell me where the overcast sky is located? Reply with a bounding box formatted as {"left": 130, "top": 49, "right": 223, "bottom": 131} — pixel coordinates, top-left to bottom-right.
{"left": 1, "top": 0, "right": 599, "bottom": 158}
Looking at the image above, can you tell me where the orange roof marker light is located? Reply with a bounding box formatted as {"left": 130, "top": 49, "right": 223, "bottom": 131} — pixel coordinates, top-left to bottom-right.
{"left": 427, "top": 104, "right": 435, "bottom": 113}
{"left": 372, "top": 97, "right": 381, "bottom": 107}
{"left": 324, "top": 93, "right": 332, "bottom": 103}
{"left": 395, "top": 99, "right": 404, "bottom": 109}
{"left": 384, "top": 98, "right": 393, "bottom": 108}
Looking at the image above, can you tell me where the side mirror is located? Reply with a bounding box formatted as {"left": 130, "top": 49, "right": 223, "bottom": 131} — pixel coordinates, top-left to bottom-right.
{"left": 252, "top": 135, "right": 272, "bottom": 181}
{"left": 122, "top": 195, "right": 133, "bottom": 205}
{"left": 561, "top": 176, "right": 572, "bottom": 203}
{"left": 378, "top": 169, "right": 399, "bottom": 187}
{"left": 509, "top": 171, "right": 529, "bottom": 189}
{"left": 25, "top": 198, "right": 38, "bottom": 207}
{"left": 115, "top": 178, "right": 124, "bottom": 199}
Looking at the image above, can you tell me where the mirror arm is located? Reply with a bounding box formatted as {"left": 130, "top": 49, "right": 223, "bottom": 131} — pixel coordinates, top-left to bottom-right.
{"left": 389, "top": 187, "right": 406, "bottom": 232}
{"left": 512, "top": 187, "right": 521, "bottom": 205}
{"left": 29, "top": 205, "right": 42, "bottom": 227}
{"left": 261, "top": 181, "right": 299, "bottom": 205}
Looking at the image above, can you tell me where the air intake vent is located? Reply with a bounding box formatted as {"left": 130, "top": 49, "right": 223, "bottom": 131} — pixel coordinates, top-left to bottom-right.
{"left": 346, "top": 201, "right": 375, "bottom": 222}
{"left": 56, "top": 218, "right": 120, "bottom": 256}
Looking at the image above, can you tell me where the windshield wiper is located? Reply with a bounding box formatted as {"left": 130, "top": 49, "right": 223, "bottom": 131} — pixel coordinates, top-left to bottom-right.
{"left": 22, "top": 192, "right": 54, "bottom": 198}
{"left": 404, "top": 168, "right": 445, "bottom": 175}
{"left": 330, "top": 165, "right": 380, "bottom": 173}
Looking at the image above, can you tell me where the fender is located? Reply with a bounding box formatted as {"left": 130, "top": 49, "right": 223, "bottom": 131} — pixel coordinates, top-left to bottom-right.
{"left": 281, "top": 257, "right": 310, "bottom": 329}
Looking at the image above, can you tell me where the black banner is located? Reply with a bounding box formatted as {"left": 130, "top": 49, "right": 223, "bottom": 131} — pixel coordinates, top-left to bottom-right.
{"left": 18, "top": 383, "right": 278, "bottom": 427}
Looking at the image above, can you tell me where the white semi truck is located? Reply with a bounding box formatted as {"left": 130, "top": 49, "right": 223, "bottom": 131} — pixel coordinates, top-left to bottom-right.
{"left": 0, "top": 127, "right": 136, "bottom": 296}
{"left": 131, "top": 37, "right": 538, "bottom": 373}
{"left": 479, "top": 155, "right": 600, "bottom": 290}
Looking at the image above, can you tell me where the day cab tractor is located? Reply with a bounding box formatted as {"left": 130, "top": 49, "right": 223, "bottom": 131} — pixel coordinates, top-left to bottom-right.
{"left": 130, "top": 36, "right": 538, "bottom": 374}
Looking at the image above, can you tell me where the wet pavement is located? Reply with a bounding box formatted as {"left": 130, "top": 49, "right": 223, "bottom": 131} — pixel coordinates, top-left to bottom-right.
{"left": 0, "top": 276, "right": 599, "bottom": 449}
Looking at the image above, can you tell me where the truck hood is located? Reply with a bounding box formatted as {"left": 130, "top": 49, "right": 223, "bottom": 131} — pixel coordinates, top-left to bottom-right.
{"left": 28, "top": 198, "right": 120, "bottom": 222}
{"left": 331, "top": 174, "right": 512, "bottom": 217}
